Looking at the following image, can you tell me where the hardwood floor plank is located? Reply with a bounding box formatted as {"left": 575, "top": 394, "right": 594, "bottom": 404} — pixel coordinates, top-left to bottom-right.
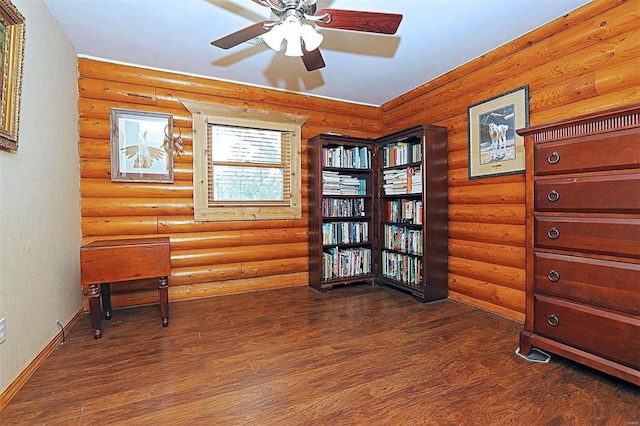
{"left": 1, "top": 284, "right": 637, "bottom": 424}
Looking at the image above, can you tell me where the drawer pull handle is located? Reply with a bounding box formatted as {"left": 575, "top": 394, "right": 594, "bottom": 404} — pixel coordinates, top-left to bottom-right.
{"left": 548, "top": 151, "right": 560, "bottom": 164}
{"left": 547, "top": 270, "right": 560, "bottom": 282}
{"left": 547, "top": 190, "right": 560, "bottom": 202}
{"left": 547, "top": 315, "right": 560, "bottom": 327}
{"left": 547, "top": 227, "right": 560, "bottom": 240}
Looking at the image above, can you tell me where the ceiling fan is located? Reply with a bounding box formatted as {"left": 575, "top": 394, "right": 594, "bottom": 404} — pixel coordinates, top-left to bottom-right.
{"left": 211, "top": 0, "right": 403, "bottom": 72}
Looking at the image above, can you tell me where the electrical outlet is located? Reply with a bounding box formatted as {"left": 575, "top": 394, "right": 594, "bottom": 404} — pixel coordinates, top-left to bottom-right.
{"left": 0, "top": 317, "right": 5, "bottom": 344}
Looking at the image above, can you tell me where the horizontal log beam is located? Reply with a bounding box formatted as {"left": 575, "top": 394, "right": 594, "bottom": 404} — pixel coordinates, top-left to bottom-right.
{"left": 449, "top": 272, "right": 525, "bottom": 313}
{"left": 171, "top": 243, "right": 308, "bottom": 268}
{"left": 168, "top": 273, "right": 308, "bottom": 301}
{"left": 449, "top": 239, "right": 524, "bottom": 269}
{"left": 81, "top": 197, "right": 194, "bottom": 217}
{"left": 81, "top": 178, "right": 193, "bottom": 199}
{"left": 448, "top": 150, "right": 467, "bottom": 170}
{"left": 159, "top": 215, "right": 308, "bottom": 233}
{"left": 448, "top": 167, "right": 525, "bottom": 188}
{"left": 449, "top": 182, "right": 525, "bottom": 204}
{"left": 170, "top": 257, "right": 309, "bottom": 286}
{"left": 241, "top": 257, "right": 309, "bottom": 279}
{"left": 78, "top": 78, "right": 158, "bottom": 106}
{"left": 449, "top": 256, "right": 525, "bottom": 292}
{"left": 449, "top": 222, "right": 525, "bottom": 246}
{"left": 82, "top": 216, "right": 158, "bottom": 236}
{"left": 531, "top": 86, "right": 640, "bottom": 125}
{"left": 448, "top": 203, "right": 524, "bottom": 226}
{"left": 448, "top": 290, "right": 524, "bottom": 323}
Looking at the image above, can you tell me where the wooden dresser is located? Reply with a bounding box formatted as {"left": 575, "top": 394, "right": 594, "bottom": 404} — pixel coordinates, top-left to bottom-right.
{"left": 517, "top": 104, "right": 640, "bottom": 385}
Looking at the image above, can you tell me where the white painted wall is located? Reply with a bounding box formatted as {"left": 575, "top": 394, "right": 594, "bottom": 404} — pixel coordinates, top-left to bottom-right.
{"left": 0, "top": 0, "right": 80, "bottom": 395}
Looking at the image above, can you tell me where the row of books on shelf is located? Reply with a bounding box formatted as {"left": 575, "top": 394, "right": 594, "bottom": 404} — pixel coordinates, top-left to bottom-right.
{"left": 382, "top": 141, "right": 422, "bottom": 168}
{"left": 322, "top": 221, "right": 369, "bottom": 245}
{"left": 323, "top": 171, "right": 367, "bottom": 195}
{"left": 382, "top": 166, "right": 422, "bottom": 195}
{"left": 322, "top": 247, "right": 372, "bottom": 281}
{"left": 323, "top": 197, "right": 366, "bottom": 218}
{"left": 384, "top": 224, "right": 423, "bottom": 255}
{"left": 381, "top": 250, "right": 422, "bottom": 288}
{"left": 322, "top": 145, "right": 372, "bottom": 169}
{"left": 387, "top": 199, "right": 423, "bottom": 224}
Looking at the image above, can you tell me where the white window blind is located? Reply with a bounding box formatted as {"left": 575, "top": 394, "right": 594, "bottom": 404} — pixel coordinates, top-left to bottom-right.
{"left": 208, "top": 124, "right": 291, "bottom": 205}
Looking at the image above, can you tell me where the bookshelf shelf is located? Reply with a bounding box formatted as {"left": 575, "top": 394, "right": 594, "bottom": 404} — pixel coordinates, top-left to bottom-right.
{"left": 309, "top": 125, "right": 448, "bottom": 301}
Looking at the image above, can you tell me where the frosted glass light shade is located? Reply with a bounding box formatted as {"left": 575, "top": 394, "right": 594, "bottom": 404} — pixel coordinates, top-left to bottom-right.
{"left": 262, "top": 23, "right": 285, "bottom": 51}
{"left": 284, "top": 38, "right": 304, "bottom": 56}
{"left": 281, "top": 16, "right": 303, "bottom": 57}
{"left": 301, "top": 24, "right": 323, "bottom": 51}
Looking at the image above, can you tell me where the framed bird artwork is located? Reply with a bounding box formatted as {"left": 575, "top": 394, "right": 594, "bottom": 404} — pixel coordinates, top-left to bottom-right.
{"left": 110, "top": 108, "right": 174, "bottom": 183}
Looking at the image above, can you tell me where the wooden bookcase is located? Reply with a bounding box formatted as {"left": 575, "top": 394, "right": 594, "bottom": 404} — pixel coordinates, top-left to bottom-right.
{"left": 376, "top": 125, "right": 449, "bottom": 301}
{"left": 308, "top": 134, "right": 376, "bottom": 292}
{"left": 308, "top": 124, "right": 448, "bottom": 302}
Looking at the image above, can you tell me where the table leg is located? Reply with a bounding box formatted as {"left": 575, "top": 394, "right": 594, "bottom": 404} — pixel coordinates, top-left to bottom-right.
{"left": 159, "top": 276, "right": 169, "bottom": 327}
{"left": 88, "top": 284, "right": 102, "bottom": 339}
{"left": 100, "top": 283, "right": 112, "bottom": 320}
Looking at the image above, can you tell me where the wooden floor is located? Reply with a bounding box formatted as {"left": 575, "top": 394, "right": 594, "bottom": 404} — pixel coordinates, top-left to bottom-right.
{"left": 1, "top": 284, "right": 638, "bottom": 425}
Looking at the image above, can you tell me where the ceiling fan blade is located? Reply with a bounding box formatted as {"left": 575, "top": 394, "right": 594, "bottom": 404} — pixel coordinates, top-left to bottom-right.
{"left": 211, "top": 21, "right": 274, "bottom": 49}
{"left": 314, "top": 9, "right": 403, "bottom": 34}
{"left": 301, "top": 48, "right": 325, "bottom": 72}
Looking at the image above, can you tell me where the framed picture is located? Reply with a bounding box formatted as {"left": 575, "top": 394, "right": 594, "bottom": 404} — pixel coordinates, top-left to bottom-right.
{"left": 468, "top": 85, "right": 529, "bottom": 179}
{"left": 110, "top": 108, "right": 174, "bottom": 183}
{"left": 0, "top": 0, "right": 25, "bottom": 152}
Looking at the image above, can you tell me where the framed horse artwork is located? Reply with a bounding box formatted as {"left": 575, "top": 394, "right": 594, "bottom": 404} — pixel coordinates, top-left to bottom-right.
{"left": 467, "top": 85, "right": 529, "bottom": 179}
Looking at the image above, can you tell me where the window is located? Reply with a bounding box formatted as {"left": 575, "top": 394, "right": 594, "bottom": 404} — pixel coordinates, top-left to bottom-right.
{"left": 184, "top": 101, "right": 308, "bottom": 221}
{"left": 209, "top": 125, "right": 286, "bottom": 202}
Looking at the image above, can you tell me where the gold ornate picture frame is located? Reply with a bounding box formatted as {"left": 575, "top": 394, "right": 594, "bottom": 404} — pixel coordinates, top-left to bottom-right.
{"left": 0, "top": 0, "right": 25, "bottom": 151}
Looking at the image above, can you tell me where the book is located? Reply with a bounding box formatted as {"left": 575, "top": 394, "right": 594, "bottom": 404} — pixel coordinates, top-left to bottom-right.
{"left": 322, "top": 145, "right": 371, "bottom": 169}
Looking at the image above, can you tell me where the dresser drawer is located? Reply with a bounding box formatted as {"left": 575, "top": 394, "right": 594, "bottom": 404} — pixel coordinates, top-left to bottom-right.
{"left": 534, "top": 128, "right": 640, "bottom": 176}
{"left": 535, "top": 173, "right": 640, "bottom": 213}
{"left": 535, "top": 216, "right": 640, "bottom": 259}
{"left": 534, "top": 294, "right": 640, "bottom": 369}
{"left": 534, "top": 252, "right": 640, "bottom": 315}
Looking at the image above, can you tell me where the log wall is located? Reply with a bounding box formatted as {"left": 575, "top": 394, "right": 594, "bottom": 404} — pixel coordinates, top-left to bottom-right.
{"left": 78, "top": 59, "right": 382, "bottom": 309}
{"left": 78, "top": 0, "right": 639, "bottom": 320}
{"left": 381, "top": 0, "right": 640, "bottom": 320}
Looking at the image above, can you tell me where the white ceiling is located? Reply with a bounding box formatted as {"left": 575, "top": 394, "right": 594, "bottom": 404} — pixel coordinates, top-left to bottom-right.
{"left": 42, "top": 0, "right": 592, "bottom": 106}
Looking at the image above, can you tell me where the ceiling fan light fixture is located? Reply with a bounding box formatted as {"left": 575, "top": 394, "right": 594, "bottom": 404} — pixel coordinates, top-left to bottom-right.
{"left": 211, "top": 2, "right": 403, "bottom": 72}
{"left": 262, "top": 15, "right": 323, "bottom": 57}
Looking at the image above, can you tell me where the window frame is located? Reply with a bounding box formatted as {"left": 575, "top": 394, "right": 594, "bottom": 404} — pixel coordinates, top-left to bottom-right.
{"left": 184, "top": 101, "right": 308, "bottom": 222}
